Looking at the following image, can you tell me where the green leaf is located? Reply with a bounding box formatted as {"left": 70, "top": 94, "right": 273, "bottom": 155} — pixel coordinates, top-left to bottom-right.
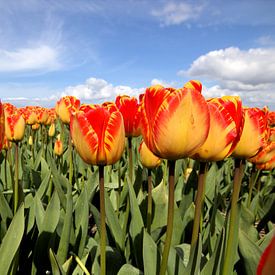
{"left": 117, "top": 264, "right": 142, "bottom": 275}
{"left": 105, "top": 191, "right": 124, "bottom": 251}
{"left": 57, "top": 181, "right": 73, "bottom": 264}
{"left": 186, "top": 233, "right": 202, "bottom": 275}
{"left": 143, "top": 230, "right": 159, "bottom": 275}
{"left": 49, "top": 248, "right": 66, "bottom": 275}
{"left": 167, "top": 245, "right": 187, "bottom": 274}
{"left": 0, "top": 203, "right": 24, "bottom": 275}
{"left": 238, "top": 229, "right": 262, "bottom": 275}
{"left": 0, "top": 191, "right": 13, "bottom": 222}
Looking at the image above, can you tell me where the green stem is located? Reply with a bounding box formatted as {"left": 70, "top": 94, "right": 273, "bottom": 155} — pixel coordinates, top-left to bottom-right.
{"left": 4, "top": 150, "right": 7, "bottom": 190}
{"left": 128, "top": 137, "right": 133, "bottom": 184}
{"left": 69, "top": 137, "right": 73, "bottom": 185}
{"left": 222, "top": 158, "right": 245, "bottom": 275}
{"left": 31, "top": 129, "right": 35, "bottom": 166}
{"left": 247, "top": 165, "right": 260, "bottom": 207}
{"left": 99, "top": 165, "right": 106, "bottom": 275}
{"left": 13, "top": 142, "right": 19, "bottom": 215}
{"left": 159, "top": 160, "right": 175, "bottom": 275}
{"left": 117, "top": 161, "right": 121, "bottom": 214}
{"left": 190, "top": 162, "right": 208, "bottom": 253}
{"left": 146, "top": 169, "right": 152, "bottom": 234}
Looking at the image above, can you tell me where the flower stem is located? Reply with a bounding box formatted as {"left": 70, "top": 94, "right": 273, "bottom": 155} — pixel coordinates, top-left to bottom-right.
{"left": 69, "top": 137, "right": 73, "bottom": 185}
{"left": 147, "top": 169, "right": 152, "bottom": 234}
{"left": 247, "top": 165, "right": 260, "bottom": 207}
{"left": 190, "top": 162, "right": 208, "bottom": 254}
{"left": 222, "top": 158, "right": 245, "bottom": 275}
{"left": 128, "top": 137, "right": 133, "bottom": 184}
{"left": 13, "top": 142, "right": 19, "bottom": 215}
{"left": 159, "top": 160, "right": 175, "bottom": 275}
{"left": 99, "top": 165, "right": 106, "bottom": 275}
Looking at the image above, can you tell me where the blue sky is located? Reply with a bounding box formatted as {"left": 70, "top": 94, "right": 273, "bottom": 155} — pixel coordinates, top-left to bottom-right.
{"left": 0, "top": 0, "right": 275, "bottom": 110}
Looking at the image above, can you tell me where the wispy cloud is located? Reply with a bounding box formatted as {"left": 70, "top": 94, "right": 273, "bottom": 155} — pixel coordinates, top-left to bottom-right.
{"left": 151, "top": 1, "right": 205, "bottom": 26}
{"left": 256, "top": 35, "right": 275, "bottom": 46}
{"left": 0, "top": 45, "right": 61, "bottom": 73}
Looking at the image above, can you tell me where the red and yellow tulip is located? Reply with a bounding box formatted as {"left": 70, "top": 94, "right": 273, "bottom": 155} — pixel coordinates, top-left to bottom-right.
{"left": 140, "top": 81, "right": 210, "bottom": 160}
{"left": 4, "top": 103, "right": 26, "bottom": 142}
{"left": 115, "top": 95, "right": 141, "bottom": 137}
{"left": 191, "top": 96, "right": 243, "bottom": 161}
{"left": 70, "top": 104, "right": 125, "bottom": 165}
{"left": 257, "top": 236, "right": 275, "bottom": 275}
{"left": 139, "top": 141, "right": 162, "bottom": 169}
{"left": 232, "top": 107, "right": 269, "bottom": 159}
{"left": 0, "top": 101, "right": 4, "bottom": 150}
{"left": 19, "top": 106, "right": 38, "bottom": 125}
{"left": 55, "top": 96, "right": 80, "bottom": 124}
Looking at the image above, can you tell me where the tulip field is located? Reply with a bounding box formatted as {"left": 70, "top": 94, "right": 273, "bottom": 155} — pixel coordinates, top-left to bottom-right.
{"left": 0, "top": 81, "right": 275, "bottom": 275}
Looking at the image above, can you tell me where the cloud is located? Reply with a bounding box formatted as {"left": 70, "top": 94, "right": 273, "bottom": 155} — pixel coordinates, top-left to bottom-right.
{"left": 256, "top": 35, "right": 275, "bottom": 46}
{"left": 0, "top": 45, "right": 61, "bottom": 73}
{"left": 61, "top": 77, "right": 145, "bottom": 102}
{"left": 178, "top": 47, "right": 275, "bottom": 110}
{"left": 150, "top": 78, "right": 178, "bottom": 87}
{"left": 151, "top": 2, "right": 204, "bottom": 26}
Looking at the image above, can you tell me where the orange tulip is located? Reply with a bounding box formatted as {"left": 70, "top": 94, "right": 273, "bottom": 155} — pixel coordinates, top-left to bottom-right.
{"left": 4, "top": 103, "right": 26, "bottom": 142}
{"left": 232, "top": 107, "right": 269, "bottom": 159}
{"left": 140, "top": 81, "right": 210, "bottom": 160}
{"left": 115, "top": 95, "right": 141, "bottom": 137}
{"left": 70, "top": 104, "right": 125, "bottom": 165}
{"left": 268, "top": 111, "right": 275, "bottom": 127}
{"left": 257, "top": 236, "right": 275, "bottom": 275}
{"left": 55, "top": 96, "right": 80, "bottom": 124}
{"left": 0, "top": 101, "right": 4, "bottom": 150}
{"left": 191, "top": 96, "right": 244, "bottom": 161}
{"left": 19, "top": 106, "right": 38, "bottom": 125}
{"left": 139, "top": 141, "right": 162, "bottom": 169}
{"left": 269, "top": 128, "right": 275, "bottom": 142}
{"left": 249, "top": 142, "right": 275, "bottom": 165}
{"left": 54, "top": 139, "right": 63, "bottom": 156}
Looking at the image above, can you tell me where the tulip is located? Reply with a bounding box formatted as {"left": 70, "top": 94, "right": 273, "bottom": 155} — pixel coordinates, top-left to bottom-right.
{"left": 54, "top": 139, "right": 63, "bottom": 156}
{"left": 269, "top": 128, "right": 275, "bottom": 142}
{"left": 139, "top": 140, "right": 161, "bottom": 169}
{"left": 249, "top": 142, "right": 275, "bottom": 165}
{"left": 257, "top": 236, "right": 275, "bottom": 275}
{"left": 140, "top": 84, "right": 210, "bottom": 160}
{"left": 19, "top": 106, "right": 38, "bottom": 125}
{"left": 140, "top": 81, "right": 210, "bottom": 275}
{"left": 268, "top": 111, "right": 275, "bottom": 127}
{"left": 55, "top": 96, "right": 80, "bottom": 124}
{"left": 232, "top": 107, "right": 269, "bottom": 159}
{"left": 71, "top": 104, "right": 125, "bottom": 275}
{"left": 4, "top": 104, "right": 26, "bottom": 142}
{"left": 70, "top": 104, "right": 125, "bottom": 166}
{"left": 115, "top": 95, "right": 141, "bottom": 137}
{"left": 0, "top": 101, "right": 4, "bottom": 151}
{"left": 191, "top": 96, "right": 243, "bottom": 161}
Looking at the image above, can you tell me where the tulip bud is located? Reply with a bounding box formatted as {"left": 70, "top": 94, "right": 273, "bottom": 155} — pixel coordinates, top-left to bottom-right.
{"left": 28, "top": 135, "right": 33, "bottom": 146}
{"left": 48, "top": 123, "right": 55, "bottom": 137}
{"left": 54, "top": 139, "right": 63, "bottom": 156}
{"left": 56, "top": 96, "right": 80, "bottom": 124}
{"left": 139, "top": 141, "right": 162, "bottom": 169}
{"left": 32, "top": 123, "right": 40, "bottom": 130}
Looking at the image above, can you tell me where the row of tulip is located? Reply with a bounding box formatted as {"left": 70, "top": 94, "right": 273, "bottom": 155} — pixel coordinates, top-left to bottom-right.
{"left": 0, "top": 80, "right": 274, "bottom": 275}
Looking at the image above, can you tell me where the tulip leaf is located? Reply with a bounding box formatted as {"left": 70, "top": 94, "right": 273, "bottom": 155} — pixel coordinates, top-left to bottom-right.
{"left": 167, "top": 245, "right": 187, "bottom": 274}
{"left": 238, "top": 229, "right": 262, "bottom": 275}
{"left": 49, "top": 248, "right": 66, "bottom": 275}
{"left": 0, "top": 203, "right": 24, "bottom": 275}
{"left": 143, "top": 229, "right": 160, "bottom": 275}
{"left": 0, "top": 191, "right": 13, "bottom": 222}
{"left": 105, "top": 190, "right": 124, "bottom": 251}
{"left": 186, "top": 233, "right": 202, "bottom": 275}
{"left": 117, "top": 264, "right": 142, "bottom": 275}
{"left": 57, "top": 180, "right": 73, "bottom": 264}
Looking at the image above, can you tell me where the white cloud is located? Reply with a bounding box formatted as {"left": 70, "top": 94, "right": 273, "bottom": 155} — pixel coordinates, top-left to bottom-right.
{"left": 61, "top": 77, "right": 145, "bottom": 102}
{"left": 151, "top": 78, "right": 178, "bottom": 87}
{"left": 256, "top": 35, "right": 275, "bottom": 46}
{"left": 179, "top": 47, "right": 275, "bottom": 110}
{"left": 0, "top": 45, "right": 61, "bottom": 72}
{"left": 151, "top": 2, "right": 204, "bottom": 26}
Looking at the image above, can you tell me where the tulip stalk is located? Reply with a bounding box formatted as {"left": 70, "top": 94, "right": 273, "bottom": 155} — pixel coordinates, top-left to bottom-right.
{"left": 128, "top": 137, "right": 133, "bottom": 183}
{"left": 190, "top": 161, "right": 208, "bottom": 254}
{"left": 13, "top": 142, "right": 19, "bottom": 214}
{"left": 68, "top": 136, "right": 73, "bottom": 185}
{"left": 222, "top": 158, "right": 245, "bottom": 275}
{"left": 159, "top": 160, "right": 175, "bottom": 275}
{"left": 247, "top": 165, "right": 260, "bottom": 207}
{"left": 146, "top": 169, "right": 152, "bottom": 234}
{"left": 99, "top": 165, "right": 106, "bottom": 275}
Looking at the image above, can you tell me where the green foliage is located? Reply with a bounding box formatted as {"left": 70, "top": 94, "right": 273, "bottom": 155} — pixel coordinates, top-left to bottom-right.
{"left": 0, "top": 126, "right": 274, "bottom": 274}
